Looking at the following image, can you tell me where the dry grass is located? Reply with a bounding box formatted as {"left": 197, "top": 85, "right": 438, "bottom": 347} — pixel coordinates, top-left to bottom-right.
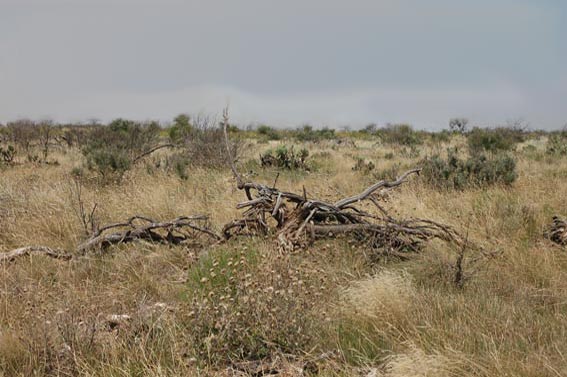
{"left": 1, "top": 134, "right": 567, "bottom": 376}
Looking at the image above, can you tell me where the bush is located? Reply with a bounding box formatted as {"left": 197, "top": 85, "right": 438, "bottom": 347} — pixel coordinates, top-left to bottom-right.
{"left": 6, "top": 119, "right": 39, "bottom": 153}
{"left": 163, "top": 153, "right": 190, "bottom": 180}
{"left": 256, "top": 125, "right": 281, "bottom": 140}
{"left": 0, "top": 145, "right": 16, "bottom": 164}
{"left": 352, "top": 157, "right": 375, "bottom": 173}
{"left": 184, "top": 245, "right": 322, "bottom": 365}
{"left": 420, "top": 149, "right": 517, "bottom": 190}
{"left": 168, "top": 114, "right": 193, "bottom": 143}
{"left": 173, "top": 115, "right": 239, "bottom": 169}
{"left": 260, "top": 145, "right": 309, "bottom": 170}
{"left": 379, "top": 124, "right": 422, "bottom": 146}
{"left": 546, "top": 130, "right": 567, "bottom": 156}
{"left": 293, "top": 125, "right": 336, "bottom": 142}
{"left": 467, "top": 127, "right": 524, "bottom": 154}
{"left": 449, "top": 118, "right": 469, "bottom": 134}
{"left": 373, "top": 163, "right": 402, "bottom": 181}
{"left": 81, "top": 119, "right": 161, "bottom": 180}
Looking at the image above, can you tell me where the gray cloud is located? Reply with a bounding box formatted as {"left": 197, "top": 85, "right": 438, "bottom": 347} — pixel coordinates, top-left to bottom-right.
{"left": 1, "top": 0, "right": 565, "bottom": 129}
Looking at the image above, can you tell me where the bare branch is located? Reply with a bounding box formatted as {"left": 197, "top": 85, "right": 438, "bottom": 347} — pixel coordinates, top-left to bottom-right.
{"left": 334, "top": 168, "right": 421, "bottom": 208}
{"left": 222, "top": 107, "right": 244, "bottom": 189}
{"left": 132, "top": 143, "right": 174, "bottom": 164}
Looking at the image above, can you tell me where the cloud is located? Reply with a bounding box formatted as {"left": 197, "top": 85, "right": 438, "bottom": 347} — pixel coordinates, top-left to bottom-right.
{"left": 0, "top": 0, "right": 564, "bottom": 128}
{"left": 8, "top": 83, "right": 530, "bottom": 129}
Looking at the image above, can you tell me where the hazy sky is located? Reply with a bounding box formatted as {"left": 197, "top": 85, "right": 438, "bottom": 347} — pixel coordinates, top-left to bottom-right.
{"left": 1, "top": 0, "right": 565, "bottom": 129}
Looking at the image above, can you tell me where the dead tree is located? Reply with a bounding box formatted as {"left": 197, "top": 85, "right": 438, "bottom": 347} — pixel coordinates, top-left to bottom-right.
{"left": 1, "top": 215, "right": 220, "bottom": 263}
{"left": 221, "top": 109, "right": 465, "bottom": 255}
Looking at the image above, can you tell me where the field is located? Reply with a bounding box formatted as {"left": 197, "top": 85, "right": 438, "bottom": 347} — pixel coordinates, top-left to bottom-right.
{"left": 1, "top": 120, "right": 567, "bottom": 376}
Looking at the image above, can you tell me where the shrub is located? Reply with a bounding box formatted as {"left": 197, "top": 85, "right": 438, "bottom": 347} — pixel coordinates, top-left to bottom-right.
{"left": 0, "top": 145, "right": 16, "bottom": 164}
{"left": 373, "top": 163, "right": 402, "bottom": 181}
{"left": 449, "top": 118, "right": 469, "bottom": 134}
{"left": 359, "top": 123, "right": 378, "bottom": 135}
{"left": 467, "top": 127, "right": 524, "bottom": 154}
{"left": 184, "top": 245, "right": 322, "bottom": 365}
{"left": 260, "top": 145, "right": 309, "bottom": 170}
{"left": 6, "top": 119, "right": 39, "bottom": 152}
{"left": 379, "top": 124, "right": 422, "bottom": 146}
{"left": 60, "top": 124, "right": 93, "bottom": 148}
{"left": 256, "top": 125, "right": 281, "bottom": 140}
{"left": 420, "top": 149, "right": 517, "bottom": 190}
{"left": 164, "top": 153, "right": 190, "bottom": 180}
{"left": 429, "top": 129, "right": 452, "bottom": 144}
{"left": 352, "top": 157, "right": 375, "bottom": 173}
{"left": 173, "top": 115, "right": 239, "bottom": 169}
{"left": 81, "top": 119, "right": 161, "bottom": 180}
{"left": 294, "top": 125, "right": 336, "bottom": 142}
{"left": 546, "top": 130, "right": 567, "bottom": 156}
{"left": 168, "top": 113, "right": 193, "bottom": 143}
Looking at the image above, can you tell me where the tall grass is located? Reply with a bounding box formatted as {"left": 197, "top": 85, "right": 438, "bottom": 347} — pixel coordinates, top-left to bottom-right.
{"left": 1, "top": 132, "right": 567, "bottom": 375}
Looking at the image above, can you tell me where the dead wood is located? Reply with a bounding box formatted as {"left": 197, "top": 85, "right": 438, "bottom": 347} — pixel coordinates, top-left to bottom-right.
{"left": 0, "top": 246, "right": 72, "bottom": 263}
{"left": 221, "top": 110, "right": 466, "bottom": 255}
{"left": 546, "top": 216, "right": 567, "bottom": 246}
{"left": 77, "top": 215, "right": 220, "bottom": 253}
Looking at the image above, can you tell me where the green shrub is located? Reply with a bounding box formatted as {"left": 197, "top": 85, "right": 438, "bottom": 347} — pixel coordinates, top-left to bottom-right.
{"left": 467, "top": 127, "right": 524, "bottom": 154}
{"left": 172, "top": 115, "right": 239, "bottom": 169}
{"left": 81, "top": 119, "right": 161, "bottom": 180}
{"left": 293, "top": 125, "right": 336, "bottom": 142}
{"left": 379, "top": 124, "right": 422, "bottom": 146}
{"left": 164, "top": 153, "right": 190, "bottom": 180}
{"left": 546, "top": 131, "right": 567, "bottom": 156}
{"left": 430, "top": 129, "right": 452, "bottom": 143}
{"left": 168, "top": 114, "right": 193, "bottom": 143}
{"left": 420, "top": 149, "right": 517, "bottom": 190}
{"left": 256, "top": 125, "right": 281, "bottom": 140}
{"left": 373, "top": 163, "right": 402, "bottom": 181}
{"left": 352, "top": 157, "right": 375, "bottom": 173}
{"left": 0, "top": 145, "right": 16, "bottom": 163}
{"left": 260, "top": 145, "right": 309, "bottom": 170}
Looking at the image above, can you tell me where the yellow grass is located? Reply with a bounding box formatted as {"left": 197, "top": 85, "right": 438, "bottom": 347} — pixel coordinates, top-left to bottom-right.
{"left": 1, "top": 135, "right": 567, "bottom": 376}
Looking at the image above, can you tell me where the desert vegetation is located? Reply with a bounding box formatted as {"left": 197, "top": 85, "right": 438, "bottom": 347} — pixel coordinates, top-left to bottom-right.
{"left": 1, "top": 114, "right": 567, "bottom": 376}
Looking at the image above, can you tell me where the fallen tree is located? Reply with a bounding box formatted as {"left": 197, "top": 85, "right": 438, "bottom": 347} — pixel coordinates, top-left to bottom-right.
{"left": 221, "top": 109, "right": 465, "bottom": 255}
{"left": 1, "top": 215, "right": 219, "bottom": 263}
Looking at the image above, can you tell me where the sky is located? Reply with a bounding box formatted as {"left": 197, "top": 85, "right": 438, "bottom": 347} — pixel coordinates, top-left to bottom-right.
{"left": 0, "top": 0, "right": 565, "bottom": 130}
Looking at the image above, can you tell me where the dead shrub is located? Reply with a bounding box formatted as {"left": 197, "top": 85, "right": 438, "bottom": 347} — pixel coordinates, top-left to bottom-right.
{"left": 183, "top": 243, "right": 324, "bottom": 366}
{"left": 173, "top": 115, "right": 240, "bottom": 169}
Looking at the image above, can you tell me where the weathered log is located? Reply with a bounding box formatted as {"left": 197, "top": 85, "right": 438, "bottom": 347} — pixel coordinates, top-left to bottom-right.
{"left": 78, "top": 215, "right": 220, "bottom": 253}
{"left": 0, "top": 246, "right": 72, "bottom": 263}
